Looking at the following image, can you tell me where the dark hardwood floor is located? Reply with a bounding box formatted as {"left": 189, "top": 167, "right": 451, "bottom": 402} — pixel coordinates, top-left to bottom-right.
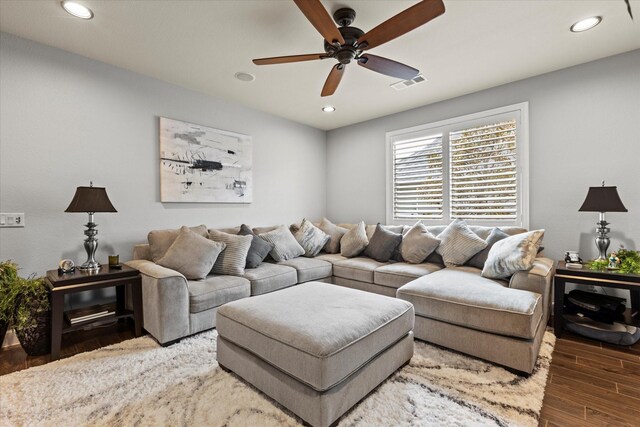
{"left": 1, "top": 324, "right": 639, "bottom": 426}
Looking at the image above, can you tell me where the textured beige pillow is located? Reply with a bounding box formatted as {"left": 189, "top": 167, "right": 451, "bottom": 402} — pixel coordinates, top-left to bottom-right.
{"left": 148, "top": 224, "right": 208, "bottom": 262}
{"left": 157, "top": 226, "right": 225, "bottom": 280}
{"left": 318, "top": 218, "right": 348, "bottom": 254}
{"left": 208, "top": 229, "right": 253, "bottom": 276}
{"left": 436, "top": 219, "right": 487, "bottom": 267}
{"left": 482, "top": 230, "right": 545, "bottom": 279}
{"left": 259, "top": 225, "right": 305, "bottom": 262}
{"left": 400, "top": 221, "right": 441, "bottom": 264}
{"left": 294, "top": 219, "right": 330, "bottom": 257}
{"left": 340, "top": 220, "right": 369, "bottom": 258}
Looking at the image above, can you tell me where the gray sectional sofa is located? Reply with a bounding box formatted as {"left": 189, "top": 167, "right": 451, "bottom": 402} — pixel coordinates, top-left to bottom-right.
{"left": 126, "top": 223, "right": 554, "bottom": 374}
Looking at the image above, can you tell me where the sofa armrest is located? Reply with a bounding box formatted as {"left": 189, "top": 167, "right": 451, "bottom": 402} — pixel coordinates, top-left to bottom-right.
{"left": 509, "top": 257, "right": 556, "bottom": 321}
{"left": 125, "top": 260, "right": 190, "bottom": 344}
{"left": 133, "top": 244, "right": 151, "bottom": 261}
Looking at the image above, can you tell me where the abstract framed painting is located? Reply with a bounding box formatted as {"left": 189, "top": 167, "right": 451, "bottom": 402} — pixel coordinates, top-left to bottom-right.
{"left": 159, "top": 117, "right": 252, "bottom": 203}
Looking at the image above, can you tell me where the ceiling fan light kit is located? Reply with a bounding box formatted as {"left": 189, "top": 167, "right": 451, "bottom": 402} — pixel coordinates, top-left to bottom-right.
{"left": 252, "top": 0, "right": 445, "bottom": 97}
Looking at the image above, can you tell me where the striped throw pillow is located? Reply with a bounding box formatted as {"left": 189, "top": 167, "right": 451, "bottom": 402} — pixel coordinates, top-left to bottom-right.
{"left": 208, "top": 229, "right": 252, "bottom": 276}
{"left": 436, "top": 219, "right": 487, "bottom": 267}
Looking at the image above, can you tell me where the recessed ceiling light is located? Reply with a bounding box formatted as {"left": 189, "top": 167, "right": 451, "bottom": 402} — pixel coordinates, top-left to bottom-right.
{"left": 570, "top": 16, "right": 602, "bottom": 32}
{"left": 322, "top": 106, "right": 335, "bottom": 113}
{"left": 234, "top": 72, "right": 255, "bottom": 82}
{"left": 61, "top": 1, "right": 94, "bottom": 19}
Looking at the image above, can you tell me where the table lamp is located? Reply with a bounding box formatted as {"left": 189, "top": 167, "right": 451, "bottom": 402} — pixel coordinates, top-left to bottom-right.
{"left": 65, "top": 182, "right": 117, "bottom": 270}
{"left": 579, "top": 182, "right": 627, "bottom": 260}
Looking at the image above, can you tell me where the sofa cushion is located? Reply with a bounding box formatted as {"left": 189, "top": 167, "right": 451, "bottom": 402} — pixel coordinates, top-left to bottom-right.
{"left": 187, "top": 275, "right": 250, "bottom": 313}
{"left": 482, "top": 230, "right": 545, "bottom": 279}
{"left": 333, "top": 257, "right": 389, "bottom": 283}
{"left": 436, "top": 219, "right": 487, "bottom": 267}
{"left": 466, "top": 227, "right": 510, "bottom": 269}
{"left": 363, "top": 224, "right": 402, "bottom": 263}
{"left": 242, "top": 262, "right": 297, "bottom": 296}
{"left": 157, "top": 226, "right": 226, "bottom": 280}
{"left": 400, "top": 221, "right": 441, "bottom": 264}
{"left": 148, "top": 224, "right": 208, "bottom": 262}
{"left": 294, "top": 218, "right": 330, "bottom": 257}
{"left": 397, "top": 268, "right": 542, "bottom": 339}
{"left": 279, "top": 257, "right": 332, "bottom": 282}
{"left": 259, "top": 225, "right": 305, "bottom": 262}
{"left": 238, "top": 224, "right": 274, "bottom": 269}
{"left": 340, "top": 220, "right": 369, "bottom": 258}
{"left": 318, "top": 218, "right": 348, "bottom": 254}
{"left": 208, "top": 229, "right": 253, "bottom": 276}
{"left": 374, "top": 262, "right": 443, "bottom": 289}
{"left": 216, "top": 282, "right": 414, "bottom": 391}
{"left": 315, "top": 253, "right": 348, "bottom": 264}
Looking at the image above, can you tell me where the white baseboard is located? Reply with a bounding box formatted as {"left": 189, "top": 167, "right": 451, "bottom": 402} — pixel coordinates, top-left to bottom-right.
{"left": 2, "top": 329, "right": 20, "bottom": 348}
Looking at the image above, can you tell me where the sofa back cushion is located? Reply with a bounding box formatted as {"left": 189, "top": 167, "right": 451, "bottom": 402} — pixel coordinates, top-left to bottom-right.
{"left": 148, "top": 224, "right": 208, "bottom": 262}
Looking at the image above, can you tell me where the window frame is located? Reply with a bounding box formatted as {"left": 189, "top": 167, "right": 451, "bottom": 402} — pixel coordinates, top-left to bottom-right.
{"left": 385, "top": 102, "right": 529, "bottom": 228}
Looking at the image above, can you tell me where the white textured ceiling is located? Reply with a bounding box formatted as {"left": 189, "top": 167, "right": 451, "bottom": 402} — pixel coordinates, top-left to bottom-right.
{"left": 1, "top": 1, "right": 638, "bottom": 130}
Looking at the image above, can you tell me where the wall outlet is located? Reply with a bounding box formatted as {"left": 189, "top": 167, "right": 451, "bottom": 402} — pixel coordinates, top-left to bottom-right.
{"left": 0, "top": 213, "right": 25, "bottom": 228}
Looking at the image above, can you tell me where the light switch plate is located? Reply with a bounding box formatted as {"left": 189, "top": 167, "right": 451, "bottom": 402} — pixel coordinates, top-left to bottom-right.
{"left": 0, "top": 213, "right": 25, "bottom": 228}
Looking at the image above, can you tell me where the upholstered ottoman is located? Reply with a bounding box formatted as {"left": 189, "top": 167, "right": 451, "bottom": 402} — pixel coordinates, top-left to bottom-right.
{"left": 216, "top": 282, "right": 414, "bottom": 427}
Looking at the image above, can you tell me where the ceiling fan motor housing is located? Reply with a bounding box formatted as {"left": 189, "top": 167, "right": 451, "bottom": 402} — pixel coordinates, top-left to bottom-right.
{"left": 324, "top": 25, "right": 364, "bottom": 64}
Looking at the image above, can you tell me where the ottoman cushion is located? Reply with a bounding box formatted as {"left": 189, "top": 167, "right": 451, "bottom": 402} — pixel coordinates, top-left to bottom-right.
{"left": 217, "top": 282, "right": 414, "bottom": 391}
{"left": 397, "top": 267, "right": 542, "bottom": 339}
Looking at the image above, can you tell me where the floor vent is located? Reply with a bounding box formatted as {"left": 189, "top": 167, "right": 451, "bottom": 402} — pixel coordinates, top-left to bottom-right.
{"left": 390, "top": 74, "right": 427, "bottom": 91}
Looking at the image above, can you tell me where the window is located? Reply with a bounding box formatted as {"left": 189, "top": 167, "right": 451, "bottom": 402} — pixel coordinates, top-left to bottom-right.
{"left": 386, "top": 103, "right": 529, "bottom": 227}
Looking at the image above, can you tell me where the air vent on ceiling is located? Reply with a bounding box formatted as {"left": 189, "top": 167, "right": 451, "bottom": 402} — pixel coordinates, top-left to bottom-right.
{"left": 390, "top": 74, "right": 427, "bottom": 91}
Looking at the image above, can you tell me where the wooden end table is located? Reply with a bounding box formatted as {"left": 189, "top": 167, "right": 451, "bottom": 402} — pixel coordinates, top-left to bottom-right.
{"left": 46, "top": 265, "right": 143, "bottom": 360}
{"left": 553, "top": 261, "right": 640, "bottom": 337}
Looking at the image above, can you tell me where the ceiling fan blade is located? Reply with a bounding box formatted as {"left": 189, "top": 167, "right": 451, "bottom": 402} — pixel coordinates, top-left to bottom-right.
{"left": 293, "top": 0, "right": 345, "bottom": 45}
{"left": 253, "top": 53, "right": 326, "bottom": 65}
{"left": 357, "top": 0, "right": 445, "bottom": 50}
{"left": 321, "top": 64, "right": 344, "bottom": 97}
{"left": 357, "top": 54, "right": 419, "bottom": 80}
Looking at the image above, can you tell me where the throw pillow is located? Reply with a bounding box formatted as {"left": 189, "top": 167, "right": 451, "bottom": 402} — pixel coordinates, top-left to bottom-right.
{"left": 157, "top": 226, "right": 225, "bottom": 280}
{"left": 466, "top": 227, "right": 510, "bottom": 269}
{"left": 363, "top": 224, "right": 402, "bottom": 262}
{"left": 436, "top": 219, "right": 488, "bottom": 267}
{"left": 294, "top": 218, "right": 330, "bottom": 257}
{"left": 318, "top": 218, "right": 348, "bottom": 254}
{"left": 238, "top": 224, "right": 275, "bottom": 269}
{"left": 340, "top": 220, "right": 369, "bottom": 258}
{"left": 482, "top": 230, "right": 545, "bottom": 279}
{"left": 148, "top": 224, "right": 208, "bottom": 262}
{"left": 259, "top": 225, "right": 305, "bottom": 262}
{"left": 400, "top": 221, "right": 441, "bottom": 264}
{"left": 208, "top": 229, "right": 253, "bottom": 276}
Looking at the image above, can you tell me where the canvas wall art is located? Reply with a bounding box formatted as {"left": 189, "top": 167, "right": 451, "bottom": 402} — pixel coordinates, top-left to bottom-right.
{"left": 159, "top": 117, "right": 252, "bottom": 203}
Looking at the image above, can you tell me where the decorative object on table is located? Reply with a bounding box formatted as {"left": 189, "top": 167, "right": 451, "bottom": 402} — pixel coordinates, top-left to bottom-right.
{"left": 608, "top": 252, "right": 621, "bottom": 270}
{"left": 564, "top": 251, "right": 582, "bottom": 264}
{"left": 586, "top": 246, "right": 640, "bottom": 274}
{"left": 65, "top": 182, "right": 118, "bottom": 271}
{"left": 579, "top": 181, "right": 628, "bottom": 260}
{"left": 159, "top": 117, "right": 252, "bottom": 203}
{"left": 57, "top": 259, "right": 75, "bottom": 274}
{"left": 0, "top": 260, "right": 20, "bottom": 347}
{"left": 108, "top": 254, "right": 119, "bottom": 267}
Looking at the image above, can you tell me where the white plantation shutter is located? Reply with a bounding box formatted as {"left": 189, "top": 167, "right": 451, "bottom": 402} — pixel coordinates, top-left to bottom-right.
{"left": 392, "top": 134, "right": 443, "bottom": 220}
{"left": 449, "top": 120, "right": 518, "bottom": 220}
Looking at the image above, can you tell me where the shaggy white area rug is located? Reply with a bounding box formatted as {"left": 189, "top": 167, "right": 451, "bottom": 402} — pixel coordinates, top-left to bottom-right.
{"left": 1, "top": 329, "right": 554, "bottom": 427}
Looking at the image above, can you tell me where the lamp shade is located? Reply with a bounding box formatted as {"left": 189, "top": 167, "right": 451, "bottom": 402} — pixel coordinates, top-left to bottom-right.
{"left": 65, "top": 186, "right": 117, "bottom": 213}
{"left": 578, "top": 186, "right": 627, "bottom": 213}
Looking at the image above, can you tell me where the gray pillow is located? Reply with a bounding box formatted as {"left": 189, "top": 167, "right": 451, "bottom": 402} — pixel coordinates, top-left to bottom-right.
{"left": 436, "top": 219, "right": 488, "bottom": 267}
{"left": 363, "top": 224, "right": 402, "bottom": 262}
{"left": 157, "top": 226, "right": 225, "bottom": 280}
{"left": 294, "top": 218, "right": 330, "bottom": 257}
{"left": 148, "top": 224, "right": 208, "bottom": 262}
{"left": 466, "top": 227, "right": 510, "bottom": 269}
{"left": 259, "top": 225, "right": 305, "bottom": 262}
{"left": 238, "top": 224, "right": 274, "bottom": 269}
{"left": 400, "top": 221, "right": 441, "bottom": 264}
{"left": 318, "top": 218, "right": 348, "bottom": 254}
{"left": 482, "top": 230, "right": 545, "bottom": 279}
{"left": 208, "top": 229, "right": 253, "bottom": 276}
{"left": 340, "top": 220, "right": 369, "bottom": 258}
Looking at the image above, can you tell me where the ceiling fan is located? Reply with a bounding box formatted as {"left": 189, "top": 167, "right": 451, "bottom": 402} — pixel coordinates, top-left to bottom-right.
{"left": 253, "top": 0, "right": 445, "bottom": 97}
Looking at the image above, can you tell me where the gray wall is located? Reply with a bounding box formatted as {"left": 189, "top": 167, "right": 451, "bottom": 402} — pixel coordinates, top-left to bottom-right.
{"left": 327, "top": 49, "right": 640, "bottom": 267}
{"left": 0, "top": 33, "right": 327, "bottom": 279}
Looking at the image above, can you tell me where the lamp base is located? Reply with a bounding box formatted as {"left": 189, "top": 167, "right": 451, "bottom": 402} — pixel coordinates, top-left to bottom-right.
{"left": 594, "top": 217, "right": 610, "bottom": 261}
{"left": 81, "top": 213, "right": 101, "bottom": 271}
{"left": 79, "top": 261, "right": 101, "bottom": 271}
